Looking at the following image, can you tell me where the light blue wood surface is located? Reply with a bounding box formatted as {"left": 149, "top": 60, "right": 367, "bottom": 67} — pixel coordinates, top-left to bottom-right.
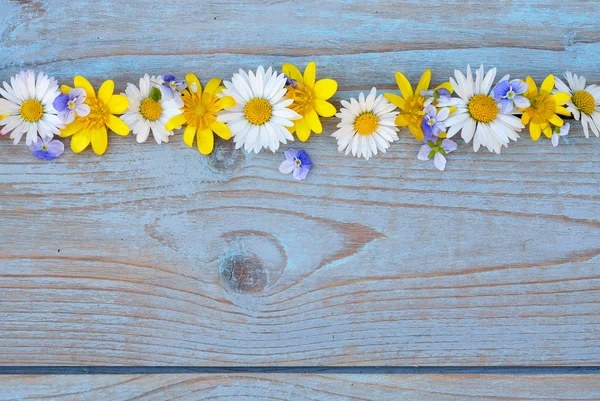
{"left": 0, "top": 0, "right": 599, "bottom": 397}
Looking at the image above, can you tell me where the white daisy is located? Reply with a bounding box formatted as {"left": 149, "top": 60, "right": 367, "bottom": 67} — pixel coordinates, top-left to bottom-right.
{"left": 554, "top": 71, "right": 600, "bottom": 138}
{"left": 0, "top": 70, "right": 64, "bottom": 145}
{"left": 441, "top": 65, "right": 524, "bottom": 154}
{"left": 332, "top": 87, "right": 399, "bottom": 160}
{"left": 120, "top": 74, "right": 183, "bottom": 144}
{"left": 217, "top": 66, "right": 301, "bottom": 153}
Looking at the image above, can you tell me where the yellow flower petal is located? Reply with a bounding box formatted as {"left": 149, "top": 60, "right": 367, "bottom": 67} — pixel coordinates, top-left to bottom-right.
{"left": 530, "top": 123, "right": 542, "bottom": 140}
{"left": 74, "top": 76, "right": 96, "bottom": 99}
{"left": 165, "top": 114, "right": 187, "bottom": 132}
{"left": 183, "top": 125, "right": 197, "bottom": 148}
{"left": 415, "top": 69, "right": 431, "bottom": 93}
{"left": 282, "top": 63, "right": 303, "bottom": 83}
{"left": 551, "top": 92, "right": 571, "bottom": 106}
{"left": 521, "top": 111, "right": 532, "bottom": 125}
{"left": 555, "top": 106, "right": 571, "bottom": 116}
{"left": 60, "top": 85, "right": 72, "bottom": 95}
{"left": 295, "top": 117, "right": 311, "bottom": 142}
{"left": 305, "top": 109, "right": 322, "bottom": 134}
{"left": 303, "top": 61, "right": 316, "bottom": 87}
{"left": 408, "top": 122, "right": 424, "bottom": 141}
{"left": 214, "top": 85, "right": 226, "bottom": 96}
{"left": 107, "top": 115, "right": 130, "bottom": 136}
{"left": 314, "top": 99, "right": 336, "bottom": 117}
{"left": 197, "top": 127, "right": 214, "bottom": 155}
{"left": 548, "top": 113, "right": 564, "bottom": 127}
{"left": 395, "top": 71, "right": 413, "bottom": 99}
{"left": 108, "top": 95, "right": 129, "bottom": 114}
{"left": 313, "top": 79, "right": 337, "bottom": 100}
{"left": 60, "top": 119, "right": 84, "bottom": 138}
{"left": 210, "top": 121, "right": 232, "bottom": 140}
{"left": 525, "top": 77, "right": 538, "bottom": 98}
{"left": 384, "top": 93, "right": 405, "bottom": 109}
{"left": 395, "top": 114, "right": 408, "bottom": 127}
{"left": 71, "top": 131, "right": 90, "bottom": 153}
{"left": 98, "top": 80, "right": 114, "bottom": 103}
{"left": 0, "top": 115, "right": 6, "bottom": 121}
{"left": 91, "top": 126, "right": 108, "bottom": 155}
{"left": 203, "top": 78, "right": 221, "bottom": 96}
{"left": 217, "top": 96, "right": 236, "bottom": 109}
{"left": 185, "top": 73, "right": 202, "bottom": 95}
{"left": 540, "top": 75, "right": 554, "bottom": 94}
{"left": 542, "top": 124, "right": 553, "bottom": 139}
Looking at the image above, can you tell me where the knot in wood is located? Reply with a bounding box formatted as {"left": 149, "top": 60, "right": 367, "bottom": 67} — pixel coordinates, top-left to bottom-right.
{"left": 219, "top": 252, "right": 267, "bottom": 294}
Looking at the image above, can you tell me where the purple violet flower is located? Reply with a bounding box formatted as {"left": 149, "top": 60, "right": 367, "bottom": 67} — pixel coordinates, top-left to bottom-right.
{"left": 552, "top": 123, "right": 570, "bottom": 147}
{"left": 422, "top": 88, "right": 451, "bottom": 107}
{"left": 28, "top": 135, "right": 64, "bottom": 160}
{"left": 421, "top": 105, "right": 450, "bottom": 140}
{"left": 493, "top": 76, "right": 530, "bottom": 113}
{"left": 417, "top": 136, "right": 457, "bottom": 171}
{"left": 155, "top": 75, "right": 187, "bottom": 104}
{"left": 279, "top": 148, "right": 312, "bottom": 181}
{"left": 52, "top": 88, "right": 90, "bottom": 125}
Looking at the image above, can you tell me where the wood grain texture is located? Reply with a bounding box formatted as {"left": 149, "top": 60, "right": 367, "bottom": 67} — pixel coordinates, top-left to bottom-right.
{"left": 2, "top": 374, "right": 600, "bottom": 400}
{"left": 0, "top": 0, "right": 599, "bottom": 367}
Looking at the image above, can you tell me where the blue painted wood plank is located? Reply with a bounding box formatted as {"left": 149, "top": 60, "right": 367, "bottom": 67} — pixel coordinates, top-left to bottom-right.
{"left": 0, "top": 0, "right": 598, "bottom": 368}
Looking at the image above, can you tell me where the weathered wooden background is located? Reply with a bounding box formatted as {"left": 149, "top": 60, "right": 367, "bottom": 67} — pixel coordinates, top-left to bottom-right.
{"left": 0, "top": 0, "right": 599, "bottom": 399}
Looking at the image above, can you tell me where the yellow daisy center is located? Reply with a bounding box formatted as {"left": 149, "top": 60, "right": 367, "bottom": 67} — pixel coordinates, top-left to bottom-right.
{"left": 354, "top": 112, "right": 379, "bottom": 135}
{"left": 286, "top": 82, "right": 315, "bottom": 115}
{"left": 572, "top": 90, "right": 595, "bottom": 115}
{"left": 182, "top": 91, "right": 220, "bottom": 129}
{"left": 80, "top": 97, "right": 110, "bottom": 131}
{"left": 528, "top": 93, "right": 557, "bottom": 124}
{"left": 468, "top": 94, "right": 498, "bottom": 123}
{"left": 244, "top": 98, "right": 272, "bottom": 125}
{"left": 20, "top": 99, "right": 44, "bottom": 122}
{"left": 399, "top": 94, "right": 426, "bottom": 126}
{"left": 140, "top": 98, "right": 162, "bottom": 122}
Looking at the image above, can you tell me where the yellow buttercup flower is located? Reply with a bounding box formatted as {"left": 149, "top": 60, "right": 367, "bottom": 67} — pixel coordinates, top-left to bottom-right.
{"left": 165, "top": 74, "right": 236, "bottom": 155}
{"left": 520, "top": 75, "right": 571, "bottom": 140}
{"left": 282, "top": 61, "right": 338, "bottom": 142}
{"left": 60, "top": 76, "right": 130, "bottom": 155}
{"left": 384, "top": 70, "right": 450, "bottom": 141}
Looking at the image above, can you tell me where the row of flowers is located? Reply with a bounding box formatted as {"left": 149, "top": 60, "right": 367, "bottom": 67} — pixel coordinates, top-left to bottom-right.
{"left": 0, "top": 64, "right": 599, "bottom": 177}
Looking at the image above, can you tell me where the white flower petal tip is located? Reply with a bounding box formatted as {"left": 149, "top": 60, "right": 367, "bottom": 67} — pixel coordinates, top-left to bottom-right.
{"left": 332, "top": 88, "right": 399, "bottom": 160}
{"left": 217, "top": 66, "right": 299, "bottom": 153}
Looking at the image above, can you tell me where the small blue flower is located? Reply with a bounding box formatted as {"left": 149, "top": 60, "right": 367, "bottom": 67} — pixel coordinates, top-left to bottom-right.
{"left": 421, "top": 105, "right": 450, "bottom": 140}
{"left": 279, "top": 148, "right": 312, "bottom": 181}
{"left": 417, "top": 135, "right": 457, "bottom": 171}
{"left": 284, "top": 75, "right": 297, "bottom": 88}
{"left": 154, "top": 75, "right": 187, "bottom": 104}
{"left": 552, "top": 123, "right": 570, "bottom": 147}
{"left": 493, "top": 77, "right": 530, "bottom": 113}
{"left": 52, "top": 88, "right": 90, "bottom": 124}
{"left": 422, "top": 88, "right": 451, "bottom": 107}
{"left": 28, "top": 135, "right": 64, "bottom": 160}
